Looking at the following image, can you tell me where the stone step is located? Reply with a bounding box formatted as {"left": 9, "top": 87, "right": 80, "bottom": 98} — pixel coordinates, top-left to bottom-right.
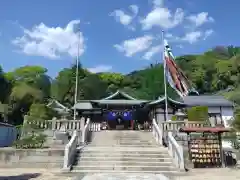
{"left": 88, "top": 144, "right": 159, "bottom": 147}
{"left": 77, "top": 156, "right": 172, "bottom": 162}
{"left": 77, "top": 160, "right": 173, "bottom": 166}
{"left": 80, "top": 149, "right": 168, "bottom": 154}
{"left": 78, "top": 153, "right": 169, "bottom": 158}
{"left": 91, "top": 140, "right": 156, "bottom": 142}
{"left": 82, "top": 147, "right": 167, "bottom": 151}
{"left": 65, "top": 171, "right": 185, "bottom": 179}
{"left": 74, "top": 165, "right": 175, "bottom": 171}
{"left": 86, "top": 144, "right": 161, "bottom": 149}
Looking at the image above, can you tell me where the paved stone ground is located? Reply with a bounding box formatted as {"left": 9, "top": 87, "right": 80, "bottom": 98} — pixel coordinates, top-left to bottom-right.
{"left": 176, "top": 168, "right": 240, "bottom": 180}
{"left": 0, "top": 168, "right": 240, "bottom": 180}
{"left": 0, "top": 169, "right": 72, "bottom": 180}
{"left": 79, "top": 174, "right": 169, "bottom": 180}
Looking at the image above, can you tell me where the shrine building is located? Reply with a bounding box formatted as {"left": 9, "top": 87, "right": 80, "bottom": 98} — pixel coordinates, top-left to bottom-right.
{"left": 72, "top": 90, "right": 234, "bottom": 129}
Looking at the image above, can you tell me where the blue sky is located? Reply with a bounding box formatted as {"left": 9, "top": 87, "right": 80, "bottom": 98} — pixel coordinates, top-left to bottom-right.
{"left": 0, "top": 0, "right": 239, "bottom": 77}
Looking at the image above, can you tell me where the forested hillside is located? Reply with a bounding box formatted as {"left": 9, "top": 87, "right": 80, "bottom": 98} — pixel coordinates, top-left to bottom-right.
{"left": 1, "top": 45, "right": 240, "bottom": 125}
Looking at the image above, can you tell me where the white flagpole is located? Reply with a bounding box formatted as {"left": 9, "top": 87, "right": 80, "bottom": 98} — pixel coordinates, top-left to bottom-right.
{"left": 73, "top": 27, "right": 81, "bottom": 121}
{"left": 162, "top": 30, "right": 168, "bottom": 121}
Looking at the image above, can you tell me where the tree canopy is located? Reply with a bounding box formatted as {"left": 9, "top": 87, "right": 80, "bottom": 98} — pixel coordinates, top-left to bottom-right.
{"left": 1, "top": 45, "right": 240, "bottom": 125}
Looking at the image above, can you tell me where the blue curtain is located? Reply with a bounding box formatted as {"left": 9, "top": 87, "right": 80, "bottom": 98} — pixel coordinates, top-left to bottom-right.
{"left": 107, "top": 111, "right": 117, "bottom": 121}
{"left": 122, "top": 111, "right": 132, "bottom": 121}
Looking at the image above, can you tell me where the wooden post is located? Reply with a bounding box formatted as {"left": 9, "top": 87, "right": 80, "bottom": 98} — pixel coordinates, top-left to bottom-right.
{"left": 187, "top": 132, "right": 191, "bottom": 160}
{"left": 218, "top": 133, "right": 225, "bottom": 167}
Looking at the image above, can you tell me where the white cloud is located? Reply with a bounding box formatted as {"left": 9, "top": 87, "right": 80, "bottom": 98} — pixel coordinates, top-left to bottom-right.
{"left": 129, "top": 5, "right": 139, "bottom": 15}
{"left": 141, "top": 1, "right": 184, "bottom": 30}
{"left": 166, "top": 29, "right": 214, "bottom": 44}
{"left": 110, "top": 10, "right": 133, "bottom": 26}
{"left": 12, "top": 20, "right": 85, "bottom": 59}
{"left": 143, "top": 45, "right": 162, "bottom": 60}
{"left": 153, "top": 0, "right": 164, "bottom": 7}
{"left": 88, "top": 65, "right": 112, "bottom": 73}
{"left": 181, "top": 29, "right": 214, "bottom": 43}
{"left": 203, "top": 29, "right": 214, "bottom": 40}
{"left": 110, "top": 5, "right": 138, "bottom": 28}
{"left": 181, "top": 31, "right": 202, "bottom": 44}
{"left": 187, "top": 12, "right": 214, "bottom": 27}
{"left": 114, "top": 35, "right": 153, "bottom": 57}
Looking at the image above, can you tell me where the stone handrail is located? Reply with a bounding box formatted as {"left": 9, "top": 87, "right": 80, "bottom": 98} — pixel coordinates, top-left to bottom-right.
{"left": 152, "top": 118, "right": 163, "bottom": 145}
{"left": 162, "top": 121, "right": 204, "bottom": 132}
{"left": 63, "top": 130, "right": 78, "bottom": 171}
{"left": 81, "top": 118, "right": 91, "bottom": 144}
{"left": 168, "top": 131, "right": 184, "bottom": 170}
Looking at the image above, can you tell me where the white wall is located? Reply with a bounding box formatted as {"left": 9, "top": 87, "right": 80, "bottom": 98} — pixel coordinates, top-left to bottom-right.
{"left": 197, "top": 106, "right": 234, "bottom": 127}
{"left": 221, "top": 107, "right": 234, "bottom": 127}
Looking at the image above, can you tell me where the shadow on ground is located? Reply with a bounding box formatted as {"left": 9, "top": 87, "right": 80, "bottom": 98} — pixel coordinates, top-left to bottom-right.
{"left": 0, "top": 173, "right": 41, "bottom": 180}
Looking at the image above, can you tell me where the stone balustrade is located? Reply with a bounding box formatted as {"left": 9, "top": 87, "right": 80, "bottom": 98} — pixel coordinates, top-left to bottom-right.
{"left": 167, "top": 131, "right": 185, "bottom": 170}
{"left": 161, "top": 121, "right": 204, "bottom": 133}
{"left": 152, "top": 120, "right": 204, "bottom": 171}
{"left": 152, "top": 118, "right": 163, "bottom": 146}
{"left": 81, "top": 118, "right": 91, "bottom": 144}
{"left": 63, "top": 130, "right": 78, "bottom": 171}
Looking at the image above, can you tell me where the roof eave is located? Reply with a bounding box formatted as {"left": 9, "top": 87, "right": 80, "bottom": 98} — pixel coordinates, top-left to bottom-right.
{"left": 102, "top": 90, "right": 137, "bottom": 100}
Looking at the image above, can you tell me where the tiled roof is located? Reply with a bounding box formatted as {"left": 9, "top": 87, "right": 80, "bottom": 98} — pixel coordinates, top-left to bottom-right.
{"left": 91, "top": 99, "right": 148, "bottom": 105}
{"left": 102, "top": 90, "right": 137, "bottom": 100}
{"left": 72, "top": 101, "right": 93, "bottom": 110}
{"left": 181, "top": 95, "right": 233, "bottom": 107}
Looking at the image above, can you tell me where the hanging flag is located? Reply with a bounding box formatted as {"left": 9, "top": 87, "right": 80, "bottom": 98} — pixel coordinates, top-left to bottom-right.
{"left": 164, "top": 40, "right": 199, "bottom": 97}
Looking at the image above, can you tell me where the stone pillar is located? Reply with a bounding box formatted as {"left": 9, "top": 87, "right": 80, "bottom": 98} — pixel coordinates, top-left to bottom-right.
{"left": 52, "top": 117, "right": 57, "bottom": 138}
{"left": 21, "top": 115, "right": 28, "bottom": 138}
{"left": 79, "top": 117, "right": 85, "bottom": 144}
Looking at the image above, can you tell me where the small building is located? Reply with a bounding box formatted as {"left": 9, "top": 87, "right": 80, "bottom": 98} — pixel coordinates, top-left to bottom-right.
{"left": 181, "top": 95, "right": 234, "bottom": 127}
{"left": 147, "top": 97, "right": 186, "bottom": 123}
{"left": 47, "top": 99, "right": 70, "bottom": 118}
{"left": 72, "top": 90, "right": 234, "bottom": 129}
{"left": 0, "top": 122, "right": 17, "bottom": 147}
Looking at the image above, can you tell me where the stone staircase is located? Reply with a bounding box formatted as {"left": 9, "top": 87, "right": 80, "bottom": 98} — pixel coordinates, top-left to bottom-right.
{"left": 71, "top": 130, "right": 183, "bottom": 177}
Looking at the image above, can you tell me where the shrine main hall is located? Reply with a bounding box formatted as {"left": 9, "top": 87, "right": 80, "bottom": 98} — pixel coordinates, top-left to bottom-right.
{"left": 72, "top": 90, "right": 234, "bottom": 129}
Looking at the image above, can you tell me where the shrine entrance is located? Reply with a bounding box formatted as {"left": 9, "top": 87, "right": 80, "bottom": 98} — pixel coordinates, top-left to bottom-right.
{"left": 106, "top": 110, "right": 133, "bottom": 130}
{"left": 73, "top": 90, "right": 152, "bottom": 130}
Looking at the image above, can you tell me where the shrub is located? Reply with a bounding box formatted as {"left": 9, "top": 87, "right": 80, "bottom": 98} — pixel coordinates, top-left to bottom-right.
{"left": 171, "top": 115, "right": 177, "bottom": 121}
{"left": 13, "top": 133, "right": 47, "bottom": 149}
{"left": 187, "top": 106, "right": 208, "bottom": 122}
{"left": 232, "top": 114, "right": 240, "bottom": 131}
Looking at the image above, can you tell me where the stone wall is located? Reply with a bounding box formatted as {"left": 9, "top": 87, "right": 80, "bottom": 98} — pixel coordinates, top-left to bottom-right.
{"left": 0, "top": 148, "right": 64, "bottom": 168}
